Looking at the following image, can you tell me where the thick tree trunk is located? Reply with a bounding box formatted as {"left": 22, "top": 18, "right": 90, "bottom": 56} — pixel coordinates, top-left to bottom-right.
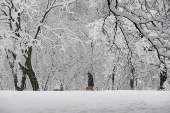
{"left": 159, "top": 56, "right": 167, "bottom": 89}
{"left": 25, "top": 47, "right": 39, "bottom": 91}
{"left": 130, "top": 78, "right": 134, "bottom": 90}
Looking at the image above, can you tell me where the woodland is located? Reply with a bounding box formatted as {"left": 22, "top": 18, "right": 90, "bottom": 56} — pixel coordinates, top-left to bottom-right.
{"left": 0, "top": 0, "right": 170, "bottom": 91}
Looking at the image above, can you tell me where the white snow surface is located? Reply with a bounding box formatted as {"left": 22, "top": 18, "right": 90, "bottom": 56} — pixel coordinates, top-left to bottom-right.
{"left": 0, "top": 91, "right": 170, "bottom": 113}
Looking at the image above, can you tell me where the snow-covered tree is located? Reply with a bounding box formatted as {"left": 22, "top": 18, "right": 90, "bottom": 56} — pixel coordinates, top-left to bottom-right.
{"left": 0, "top": 0, "right": 78, "bottom": 91}
{"left": 0, "top": 0, "right": 169, "bottom": 91}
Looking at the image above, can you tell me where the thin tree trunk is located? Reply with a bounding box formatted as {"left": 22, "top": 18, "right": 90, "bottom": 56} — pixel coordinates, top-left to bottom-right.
{"left": 130, "top": 65, "right": 135, "bottom": 90}
{"left": 112, "top": 73, "right": 115, "bottom": 90}
{"left": 6, "top": 51, "right": 27, "bottom": 91}
{"left": 112, "top": 66, "right": 116, "bottom": 90}
{"left": 44, "top": 75, "right": 50, "bottom": 91}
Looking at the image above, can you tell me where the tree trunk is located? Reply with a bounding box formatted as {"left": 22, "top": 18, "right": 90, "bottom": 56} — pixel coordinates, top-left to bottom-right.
{"left": 44, "top": 75, "right": 50, "bottom": 91}
{"left": 130, "top": 65, "right": 135, "bottom": 90}
{"left": 25, "top": 47, "right": 39, "bottom": 91}
{"left": 112, "top": 73, "right": 114, "bottom": 90}
{"left": 159, "top": 56, "right": 167, "bottom": 89}
{"left": 112, "top": 66, "right": 116, "bottom": 90}
{"left": 6, "top": 50, "right": 27, "bottom": 91}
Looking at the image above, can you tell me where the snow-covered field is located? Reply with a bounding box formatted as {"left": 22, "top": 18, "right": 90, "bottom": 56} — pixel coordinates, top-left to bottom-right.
{"left": 0, "top": 91, "right": 170, "bottom": 113}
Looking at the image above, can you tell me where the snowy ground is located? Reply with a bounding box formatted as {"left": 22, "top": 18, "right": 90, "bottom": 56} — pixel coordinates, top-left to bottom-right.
{"left": 0, "top": 91, "right": 170, "bottom": 113}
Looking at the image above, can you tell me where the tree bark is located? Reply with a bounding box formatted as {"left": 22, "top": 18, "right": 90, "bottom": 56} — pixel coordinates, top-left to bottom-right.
{"left": 112, "top": 73, "right": 115, "bottom": 90}
{"left": 6, "top": 51, "right": 26, "bottom": 91}
{"left": 25, "top": 47, "right": 39, "bottom": 91}
{"left": 130, "top": 66, "right": 135, "bottom": 90}
{"left": 159, "top": 56, "right": 167, "bottom": 89}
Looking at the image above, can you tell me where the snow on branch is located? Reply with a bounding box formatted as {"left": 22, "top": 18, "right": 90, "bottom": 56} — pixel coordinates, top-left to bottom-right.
{"left": 108, "top": 0, "right": 170, "bottom": 57}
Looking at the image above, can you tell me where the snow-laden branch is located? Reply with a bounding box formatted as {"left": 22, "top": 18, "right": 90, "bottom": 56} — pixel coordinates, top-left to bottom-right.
{"left": 34, "top": 0, "right": 77, "bottom": 39}
{"left": 117, "top": 2, "right": 164, "bottom": 24}
{"left": 108, "top": 0, "right": 170, "bottom": 57}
